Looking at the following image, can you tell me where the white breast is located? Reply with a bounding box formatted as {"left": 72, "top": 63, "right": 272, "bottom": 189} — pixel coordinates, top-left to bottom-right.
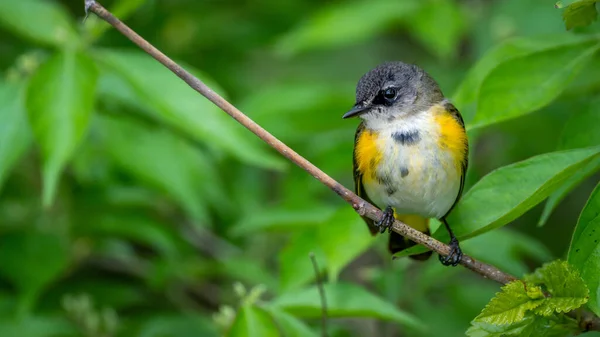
{"left": 362, "top": 112, "right": 461, "bottom": 219}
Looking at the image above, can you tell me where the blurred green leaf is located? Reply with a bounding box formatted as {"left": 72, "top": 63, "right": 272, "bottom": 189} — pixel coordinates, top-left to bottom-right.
{"left": 471, "top": 40, "right": 600, "bottom": 129}
{"left": 406, "top": 0, "right": 466, "bottom": 60}
{"left": 26, "top": 51, "right": 98, "bottom": 206}
{"left": 539, "top": 101, "right": 600, "bottom": 226}
{"left": 0, "top": 315, "right": 76, "bottom": 337}
{"left": 0, "top": 80, "right": 31, "bottom": 192}
{"left": 453, "top": 35, "right": 596, "bottom": 123}
{"left": 0, "top": 0, "right": 77, "bottom": 47}
{"left": 97, "top": 115, "right": 219, "bottom": 221}
{"left": 524, "top": 261, "right": 589, "bottom": 315}
{"left": 227, "top": 305, "right": 279, "bottom": 337}
{"left": 568, "top": 182, "right": 600, "bottom": 316}
{"left": 397, "top": 146, "right": 600, "bottom": 257}
{"left": 138, "top": 314, "right": 219, "bottom": 337}
{"left": 230, "top": 206, "right": 336, "bottom": 237}
{"left": 279, "top": 208, "right": 374, "bottom": 291}
{"left": 85, "top": 0, "right": 147, "bottom": 39}
{"left": 275, "top": 0, "right": 420, "bottom": 55}
{"left": 472, "top": 281, "right": 544, "bottom": 325}
{"left": 95, "top": 49, "right": 285, "bottom": 170}
{"left": 0, "top": 231, "right": 69, "bottom": 313}
{"left": 561, "top": 0, "right": 598, "bottom": 30}
{"left": 273, "top": 283, "right": 425, "bottom": 331}
{"left": 262, "top": 306, "right": 318, "bottom": 337}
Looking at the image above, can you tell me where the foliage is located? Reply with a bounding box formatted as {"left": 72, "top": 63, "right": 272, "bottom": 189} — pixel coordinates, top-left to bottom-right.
{"left": 0, "top": 0, "right": 599, "bottom": 337}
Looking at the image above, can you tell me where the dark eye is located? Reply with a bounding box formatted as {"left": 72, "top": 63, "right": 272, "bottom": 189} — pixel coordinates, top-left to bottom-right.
{"left": 383, "top": 87, "right": 397, "bottom": 100}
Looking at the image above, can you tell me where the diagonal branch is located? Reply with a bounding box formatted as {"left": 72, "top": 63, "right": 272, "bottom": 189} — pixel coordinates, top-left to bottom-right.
{"left": 84, "top": 0, "right": 515, "bottom": 285}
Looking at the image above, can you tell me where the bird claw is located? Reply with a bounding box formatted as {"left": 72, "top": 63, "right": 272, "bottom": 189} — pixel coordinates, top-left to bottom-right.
{"left": 439, "top": 237, "right": 462, "bottom": 267}
{"left": 376, "top": 206, "right": 395, "bottom": 234}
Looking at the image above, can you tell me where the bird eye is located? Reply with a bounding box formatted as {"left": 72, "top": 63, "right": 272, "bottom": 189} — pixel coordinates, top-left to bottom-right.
{"left": 383, "top": 87, "right": 397, "bottom": 100}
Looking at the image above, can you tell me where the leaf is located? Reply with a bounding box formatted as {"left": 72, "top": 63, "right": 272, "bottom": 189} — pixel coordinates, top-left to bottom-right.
{"left": 279, "top": 208, "right": 374, "bottom": 291}
{"left": 274, "top": 0, "right": 420, "bottom": 56}
{"left": 539, "top": 96, "right": 600, "bottom": 226}
{"left": 568, "top": 182, "right": 600, "bottom": 316}
{"left": 138, "top": 314, "right": 219, "bottom": 337}
{"left": 0, "top": 80, "right": 31, "bottom": 192}
{"left": 227, "top": 305, "right": 279, "bottom": 337}
{"left": 471, "top": 41, "right": 600, "bottom": 129}
{"left": 26, "top": 51, "right": 98, "bottom": 206}
{"left": 561, "top": 0, "right": 598, "bottom": 30}
{"left": 405, "top": 0, "right": 466, "bottom": 60}
{"left": 0, "top": 0, "right": 77, "bottom": 47}
{"left": 473, "top": 281, "right": 544, "bottom": 325}
{"left": 85, "top": 0, "right": 147, "bottom": 39}
{"left": 272, "top": 283, "right": 425, "bottom": 331}
{"left": 468, "top": 314, "right": 579, "bottom": 337}
{"left": 94, "top": 49, "right": 285, "bottom": 170}
{"left": 452, "top": 35, "right": 595, "bottom": 123}
{"left": 0, "top": 231, "right": 69, "bottom": 313}
{"left": 0, "top": 315, "right": 76, "bottom": 337}
{"left": 230, "top": 206, "right": 336, "bottom": 237}
{"left": 97, "top": 115, "right": 220, "bottom": 221}
{"left": 262, "top": 306, "right": 318, "bottom": 337}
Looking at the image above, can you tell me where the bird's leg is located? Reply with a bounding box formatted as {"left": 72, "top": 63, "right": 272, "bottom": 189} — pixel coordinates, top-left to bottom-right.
{"left": 376, "top": 206, "right": 395, "bottom": 234}
{"left": 439, "top": 218, "right": 462, "bottom": 266}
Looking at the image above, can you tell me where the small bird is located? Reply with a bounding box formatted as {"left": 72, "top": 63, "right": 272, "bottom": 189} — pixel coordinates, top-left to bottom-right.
{"left": 343, "top": 62, "right": 468, "bottom": 266}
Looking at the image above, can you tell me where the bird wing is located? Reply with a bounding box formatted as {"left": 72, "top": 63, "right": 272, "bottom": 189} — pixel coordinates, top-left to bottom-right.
{"left": 441, "top": 102, "right": 469, "bottom": 219}
{"left": 353, "top": 122, "right": 380, "bottom": 235}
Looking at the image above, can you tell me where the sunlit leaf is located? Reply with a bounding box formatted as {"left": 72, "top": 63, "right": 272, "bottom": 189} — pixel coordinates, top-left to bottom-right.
{"left": 561, "top": 0, "right": 598, "bottom": 30}
{"left": 272, "top": 283, "right": 425, "bottom": 331}
{"left": 468, "top": 314, "right": 578, "bottom": 337}
{"left": 97, "top": 115, "right": 220, "bottom": 221}
{"left": 275, "top": 0, "right": 420, "bottom": 55}
{"left": 0, "top": 0, "right": 77, "bottom": 47}
{"left": 473, "top": 281, "right": 544, "bottom": 325}
{"left": 568, "top": 182, "right": 600, "bottom": 316}
{"left": 471, "top": 41, "right": 600, "bottom": 129}
{"left": 0, "top": 80, "right": 31, "bottom": 192}
{"left": 227, "top": 305, "right": 279, "bottom": 337}
{"left": 95, "top": 49, "right": 285, "bottom": 170}
{"left": 26, "top": 51, "right": 98, "bottom": 206}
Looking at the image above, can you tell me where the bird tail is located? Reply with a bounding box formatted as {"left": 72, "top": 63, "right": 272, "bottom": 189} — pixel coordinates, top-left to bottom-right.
{"left": 388, "top": 214, "right": 432, "bottom": 261}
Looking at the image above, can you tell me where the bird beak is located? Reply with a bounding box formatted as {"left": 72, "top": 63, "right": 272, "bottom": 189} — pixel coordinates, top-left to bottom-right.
{"left": 342, "top": 104, "right": 370, "bottom": 119}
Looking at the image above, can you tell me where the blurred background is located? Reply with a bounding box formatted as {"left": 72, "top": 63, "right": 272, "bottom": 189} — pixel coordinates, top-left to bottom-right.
{"left": 0, "top": 0, "right": 599, "bottom": 336}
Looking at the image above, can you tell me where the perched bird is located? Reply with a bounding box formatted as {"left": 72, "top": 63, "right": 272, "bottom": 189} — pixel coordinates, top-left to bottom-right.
{"left": 343, "top": 62, "right": 468, "bottom": 266}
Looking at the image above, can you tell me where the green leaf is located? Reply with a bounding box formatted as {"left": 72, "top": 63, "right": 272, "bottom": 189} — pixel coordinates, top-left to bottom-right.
{"left": 453, "top": 35, "right": 595, "bottom": 123}
{"left": 230, "top": 206, "right": 336, "bottom": 237}
{"left": 262, "top": 306, "right": 318, "bottom": 337}
{"left": 405, "top": 0, "right": 466, "bottom": 60}
{"left": 473, "top": 281, "right": 544, "bottom": 325}
{"left": 561, "top": 0, "right": 598, "bottom": 30}
{"left": 85, "top": 0, "right": 147, "bottom": 39}
{"left": 0, "top": 0, "right": 77, "bottom": 47}
{"left": 279, "top": 208, "right": 374, "bottom": 291}
{"left": 138, "top": 314, "right": 219, "bottom": 337}
{"left": 227, "top": 305, "right": 279, "bottom": 337}
{"left": 97, "top": 115, "right": 220, "bottom": 221}
{"left": 0, "top": 315, "right": 76, "bottom": 337}
{"left": 468, "top": 314, "right": 579, "bottom": 337}
{"left": 95, "top": 49, "right": 285, "bottom": 170}
{"left": 274, "top": 0, "right": 420, "bottom": 56}
{"left": 539, "top": 97, "right": 600, "bottom": 226}
{"left": 568, "top": 182, "right": 600, "bottom": 316}
{"left": 0, "top": 80, "right": 31, "bottom": 192}
{"left": 272, "top": 283, "right": 425, "bottom": 331}
{"left": 0, "top": 231, "right": 69, "bottom": 313}
{"left": 471, "top": 41, "right": 600, "bottom": 129}
{"left": 26, "top": 51, "right": 98, "bottom": 207}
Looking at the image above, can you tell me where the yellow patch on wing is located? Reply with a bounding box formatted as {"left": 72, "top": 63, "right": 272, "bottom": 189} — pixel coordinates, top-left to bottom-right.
{"left": 356, "top": 129, "right": 382, "bottom": 182}
{"left": 394, "top": 213, "right": 430, "bottom": 233}
{"left": 433, "top": 105, "right": 468, "bottom": 172}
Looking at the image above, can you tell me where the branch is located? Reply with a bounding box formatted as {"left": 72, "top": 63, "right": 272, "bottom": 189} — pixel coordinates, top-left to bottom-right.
{"left": 84, "top": 0, "right": 514, "bottom": 284}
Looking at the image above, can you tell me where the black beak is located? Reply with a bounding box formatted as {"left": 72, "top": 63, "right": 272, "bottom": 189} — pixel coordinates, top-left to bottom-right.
{"left": 342, "top": 104, "right": 370, "bottom": 119}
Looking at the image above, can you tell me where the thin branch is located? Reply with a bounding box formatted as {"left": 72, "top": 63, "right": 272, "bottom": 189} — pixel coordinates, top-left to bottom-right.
{"left": 85, "top": 2, "right": 600, "bottom": 331}
{"left": 85, "top": 0, "right": 515, "bottom": 286}
{"left": 310, "top": 253, "right": 328, "bottom": 337}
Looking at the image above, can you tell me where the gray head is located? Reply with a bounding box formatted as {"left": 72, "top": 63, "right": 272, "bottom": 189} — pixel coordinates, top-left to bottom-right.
{"left": 342, "top": 62, "right": 443, "bottom": 121}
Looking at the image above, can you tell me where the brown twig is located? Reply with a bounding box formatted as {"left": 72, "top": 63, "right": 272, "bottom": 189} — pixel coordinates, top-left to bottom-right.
{"left": 84, "top": 0, "right": 514, "bottom": 284}
{"left": 84, "top": 1, "right": 600, "bottom": 331}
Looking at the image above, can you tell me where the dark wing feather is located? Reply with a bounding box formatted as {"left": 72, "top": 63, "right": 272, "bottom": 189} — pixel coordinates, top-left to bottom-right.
{"left": 353, "top": 122, "right": 380, "bottom": 235}
{"left": 441, "top": 102, "right": 469, "bottom": 219}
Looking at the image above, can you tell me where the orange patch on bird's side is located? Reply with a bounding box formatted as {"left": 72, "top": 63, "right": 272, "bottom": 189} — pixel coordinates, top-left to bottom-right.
{"left": 356, "top": 130, "right": 382, "bottom": 181}
{"left": 433, "top": 106, "right": 468, "bottom": 172}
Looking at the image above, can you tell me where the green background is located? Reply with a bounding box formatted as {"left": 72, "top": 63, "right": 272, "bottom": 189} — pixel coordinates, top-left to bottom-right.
{"left": 0, "top": 0, "right": 599, "bottom": 336}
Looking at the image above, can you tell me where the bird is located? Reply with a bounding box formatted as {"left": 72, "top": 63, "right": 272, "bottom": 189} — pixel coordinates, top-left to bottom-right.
{"left": 343, "top": 61, "right": 468, "bottom": 266}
